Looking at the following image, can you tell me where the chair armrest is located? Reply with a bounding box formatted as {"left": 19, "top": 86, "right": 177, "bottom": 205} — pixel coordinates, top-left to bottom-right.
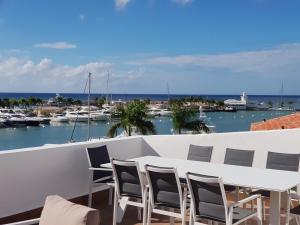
{"left": 229, "top": 194, "right": 261, "bottom": 208}
{"left": 290, "top": 192, "right": 300, "bottom": 200}
{"left": 89, "top": 167, "right": 112, "bottom": 172}
{"left": 3, "top": 218, "right": 40, "bottom": 225}
{"left": 94, "top": 175, "right": 114, "bottom": 183}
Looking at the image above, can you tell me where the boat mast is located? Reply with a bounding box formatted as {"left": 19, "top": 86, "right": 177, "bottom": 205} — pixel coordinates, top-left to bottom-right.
{"left": 88, "top": 72, "right": 91, "bottom": 140}
{"left": 280, "top": 81, "right": 284, "bottom": 107}
{"left": 166, "top": 82, "right": 170, "bottom": 103}
{"left": 106, "top": 71, "right": 110, "bottom": 105}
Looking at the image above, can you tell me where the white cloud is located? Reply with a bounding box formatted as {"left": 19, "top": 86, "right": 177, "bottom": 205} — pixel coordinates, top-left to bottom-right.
{"left": 0, "top": 57, "right": 113, "bottom": 92}
{"left": 34, "top": 42, "right": 77, "bottom": 49}
{"left": 5, "top": 49, "right": 28, "bottom": 54}
{"left": 115, "top": 0, "right": 131, "bottom": 10}
{"left": 172, "top": 0, "right": 193, "bottom": 5}
{"left": 129, "top": 43, "right": 300, "bottom": 74}
{"left": 79, "top": 13, "right": 86, "bottom": 21}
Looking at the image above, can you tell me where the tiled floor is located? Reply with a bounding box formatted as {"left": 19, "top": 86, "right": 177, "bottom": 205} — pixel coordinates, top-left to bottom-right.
{"left": 1, "top": 190, "right": 297, "bottom": 225}
{"left": 91, "top": 191, "right": 297, "bottom": 225}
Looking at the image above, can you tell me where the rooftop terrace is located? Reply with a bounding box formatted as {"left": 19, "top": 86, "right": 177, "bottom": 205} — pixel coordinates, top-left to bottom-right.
{"left": 1, "top": 129, "right": 300, "bottom": 225}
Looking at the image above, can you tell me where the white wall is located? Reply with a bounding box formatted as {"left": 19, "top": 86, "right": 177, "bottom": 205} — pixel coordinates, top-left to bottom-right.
{"left": 142, "top": 129, "right": 300, "bottom": 168}
{"left": 0, "top": 137, "right": 143, "bottom": 218}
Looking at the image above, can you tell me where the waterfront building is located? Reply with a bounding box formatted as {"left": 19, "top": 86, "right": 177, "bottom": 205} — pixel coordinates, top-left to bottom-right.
{"left": 224, "top": 92, "right": 269, "bottom": 111}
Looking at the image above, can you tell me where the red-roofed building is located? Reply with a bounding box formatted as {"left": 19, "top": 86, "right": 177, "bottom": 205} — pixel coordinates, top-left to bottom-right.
{"left": 250, "top": 113, "right": 300, "bottom": 131}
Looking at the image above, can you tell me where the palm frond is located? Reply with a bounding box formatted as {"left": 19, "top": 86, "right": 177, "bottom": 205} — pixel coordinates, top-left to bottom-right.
{"left": 182, "top": 120, "right": 210, "bottom": 133}
{"left": 107, "top": 122, "right": 122, "bottom": 138}
{"left": 136, "top": 120, "right": 157, "bottom": 135}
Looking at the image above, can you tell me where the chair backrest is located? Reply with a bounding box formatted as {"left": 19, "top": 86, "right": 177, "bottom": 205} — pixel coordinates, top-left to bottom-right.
{"left": 224, "top": 148, "right": 254, "bottom": 167}
{"left": 187, "top": 145, "right": 213, "bottom": 162}
{"left": 266, "top": 151, "right": 300, "bottom": 172}
{"left": 86, "top": 145, "right": 112, "bottom": 181}
{"left": 186, "top": 172, "right": 228, "bottom": 223}
{"left": 111, "top": 158, "right": 144, "bottom": 198}
{"left": 145, "top": 165, "right": 183, "bottom": 209}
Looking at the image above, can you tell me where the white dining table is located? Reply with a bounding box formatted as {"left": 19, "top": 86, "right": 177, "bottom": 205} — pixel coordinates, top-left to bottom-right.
{"left": 103, "top": 156, "right": 300, "bottom": 225}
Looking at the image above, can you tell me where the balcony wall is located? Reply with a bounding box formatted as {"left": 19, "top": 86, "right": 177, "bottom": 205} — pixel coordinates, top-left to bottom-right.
{"left": 0, "top": 136, "right": 143, "bottom": 218}
{"left": 1, "top": 129, "right": 300, "bottom": 219}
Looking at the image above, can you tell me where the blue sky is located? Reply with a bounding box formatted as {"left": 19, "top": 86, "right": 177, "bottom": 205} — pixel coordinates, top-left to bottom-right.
{"left": 0, "top": 0, "right": 300, "bottom": 94}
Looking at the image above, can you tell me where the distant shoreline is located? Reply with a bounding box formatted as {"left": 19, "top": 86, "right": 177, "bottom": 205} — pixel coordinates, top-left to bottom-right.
{"left": 1, "top": 92, "right": 300, "bottom": 96}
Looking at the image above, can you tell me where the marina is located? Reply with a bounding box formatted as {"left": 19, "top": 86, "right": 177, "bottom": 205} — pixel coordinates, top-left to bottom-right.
{"left": 0, "top": 109, "right": 292, "bottom": 151}
{"left": 0, "top": 91, "right": 298, "bottom": 151}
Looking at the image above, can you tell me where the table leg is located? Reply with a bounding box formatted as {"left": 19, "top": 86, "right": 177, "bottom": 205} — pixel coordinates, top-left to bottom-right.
{"left": 269, "top": 191, "right": 281, "bottom": 225}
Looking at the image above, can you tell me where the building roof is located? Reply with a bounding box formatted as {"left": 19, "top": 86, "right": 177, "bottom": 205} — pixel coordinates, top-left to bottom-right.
{"left": 250, "top": 113, "right": 300, "bottom": 131}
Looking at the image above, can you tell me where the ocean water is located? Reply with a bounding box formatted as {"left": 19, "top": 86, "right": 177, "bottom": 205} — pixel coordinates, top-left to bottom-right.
{"left": 0, "top": 110, "right": 292, "bottom": 151}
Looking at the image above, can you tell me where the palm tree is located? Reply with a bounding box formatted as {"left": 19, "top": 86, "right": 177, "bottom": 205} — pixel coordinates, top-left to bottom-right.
{"left": 107, "top": 100, "right": 156, "bottom": 138}
{"left": 171, "top": 102, "right": 209, "bottom": 134}
{"left": 9, "top": 98, "right": 19, "bottom": 108}
{"left": 18, "top": 98, "right": 28, "bottom": 109}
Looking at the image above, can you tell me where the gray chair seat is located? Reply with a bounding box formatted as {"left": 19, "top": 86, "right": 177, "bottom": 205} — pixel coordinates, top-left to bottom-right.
{"left": 154, "top": 201, "right": 181, "bottom": 209}
{"left": 196, "top": 207, "right": 256, "bottom": 224}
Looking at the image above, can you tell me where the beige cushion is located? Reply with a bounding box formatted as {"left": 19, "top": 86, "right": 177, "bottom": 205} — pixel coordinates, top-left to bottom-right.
{"left": 39, "top": 195, "right": 100, "bottom": 225}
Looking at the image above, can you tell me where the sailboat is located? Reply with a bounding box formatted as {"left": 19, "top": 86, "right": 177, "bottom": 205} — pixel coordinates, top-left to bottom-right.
{"left": 199, "top": 106, "right": 216, "bottom": 132}
{"left": 269, "top": 82, "right": 294, "bottom": 111}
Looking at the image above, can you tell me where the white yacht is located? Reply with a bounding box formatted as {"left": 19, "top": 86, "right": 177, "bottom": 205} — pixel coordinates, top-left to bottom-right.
{"left": 147, "top": 107, "right": 172, "bottom": 117}
{"left": 0, "top": 109, "right": 27, "bottom": 127}
{"left": 9, "top": 114, "right": 27, "bottom": 127}
{"left": 269, "top": 106, "right": 295, "bottom": 111}
{"left": 65, "top": 111, "right": 90, "bottom": 122}
{"left": 50, "top": 113, "right": 70, "bottom": 123}
{"left": 0, "top": 109, "right": 43, "bottom": 127}
{"left": 0, "top": 115, "right": 9, "bottom": 128}
{"left": 79, "top": 107, "right": 108, "bottom": 121}
{"left": 91, "top": 111, "right": 109, "bottom": 121}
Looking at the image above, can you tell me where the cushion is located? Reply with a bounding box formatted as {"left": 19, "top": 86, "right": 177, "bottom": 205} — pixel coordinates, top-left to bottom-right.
{"left": 39, "top": 195, "right": 100, "bottom": 225}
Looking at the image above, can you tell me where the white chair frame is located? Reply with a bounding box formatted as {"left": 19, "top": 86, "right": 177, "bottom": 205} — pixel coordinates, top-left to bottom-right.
{"left": 286, "top": 190, "right": 300, "bottom": 225}
{"left": 111, "top": 158, "right": 148, "bottom": 225}
{"left": 2, "top": 218, "right": 40, "bottom": 225}
{"left": 85, "top": 148, "right": 114, "bottom": 207}
{"left": 186, "top": 173, "right": 262, "bottom": 225}
{"left": 145, "top": 165, "right": 187, "bottom": 225}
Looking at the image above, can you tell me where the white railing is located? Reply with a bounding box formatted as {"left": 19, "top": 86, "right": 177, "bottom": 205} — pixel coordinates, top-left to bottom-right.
{"left": 1, "top": 129, "right": 300, "bottom": 218}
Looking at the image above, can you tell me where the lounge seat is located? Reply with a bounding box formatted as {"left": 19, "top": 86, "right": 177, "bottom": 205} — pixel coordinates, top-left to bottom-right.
{"left": 3, "top": 195, "right": 100, "bottom": 225}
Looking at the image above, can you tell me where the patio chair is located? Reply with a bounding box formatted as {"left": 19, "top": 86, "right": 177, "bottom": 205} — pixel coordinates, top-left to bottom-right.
{"left": 111, "top": 158, "right": 148, "bottom": 225}
{"left": 187, "top": 145, "right": 213, "bottom": 162}
{"left": 223, "top": 148, "right": 255, "bottom": 200}
{"left": 186, "top": 172, "right": 262, "bottom": 225}
{"left": 86, "top": 145, "right": 114, "bottom": 207}
{"left": 286, "top": 191, "right": 300, "bottom": 225}
{"left": 145, "top": 165, "right": 187, "bottom": 225}
{"left": 3, "top": 195, "right": 100, "bottom": 225}
{"left": 251, "top": 151, "right": 300, "bottom": 221}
